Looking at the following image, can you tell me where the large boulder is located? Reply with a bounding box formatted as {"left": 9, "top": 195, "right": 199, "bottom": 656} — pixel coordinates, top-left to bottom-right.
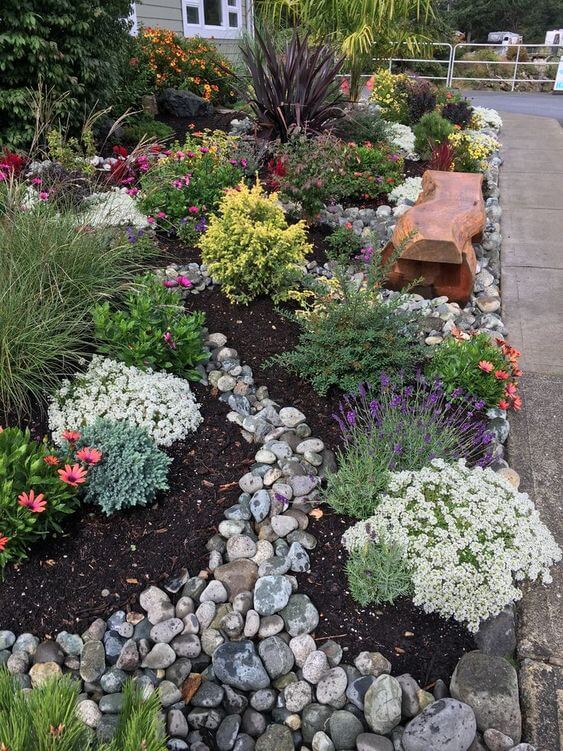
{"left": 450, "top": 651, "right": 521, "bottom": 742}
{"left": 157, "top": 88, "right": 213, "bottom": 118}
{"left": 402, "top": 698, "right": 476, "bottom": 751}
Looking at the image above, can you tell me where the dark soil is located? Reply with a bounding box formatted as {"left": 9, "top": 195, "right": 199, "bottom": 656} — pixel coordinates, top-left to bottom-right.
{"left": 157, "top": 109, "right": 241, "bottom": 142}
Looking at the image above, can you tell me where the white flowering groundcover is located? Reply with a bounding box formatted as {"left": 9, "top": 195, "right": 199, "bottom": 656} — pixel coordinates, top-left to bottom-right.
{"left": 49, "top": 356, "right": 203, "bottom": 447}
{"left": 471, "top": 106, "right": 504, "bottom": 132}
{"left": 388, "top": 175, "right": 423, "bottom": 205}
{"left": 343, "top": 459, "right": 561, "bottom": 631}
{"left": 383, "top": 122, "right": 417, "bottom": 159}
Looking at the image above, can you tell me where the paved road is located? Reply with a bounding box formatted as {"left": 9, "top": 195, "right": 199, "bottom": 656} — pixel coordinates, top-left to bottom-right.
{"left": 465, "top": 90, "right": 563, "bottom": 123}
{"left": 500, "top": 112, "right": 563, "bottom": 749}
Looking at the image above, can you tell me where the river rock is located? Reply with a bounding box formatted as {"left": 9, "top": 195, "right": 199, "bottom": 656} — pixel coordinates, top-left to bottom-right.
{"left": 402, "top": 698, "right": 477, "bottom": 751}
{"left": 450, "top": 651, "right": 521, "bottom": 742}
{"left": 280, "top": 594, "right": 319, "bottom": 636}
{"left": 316, "top": 667, "right": 348, "bottom": 705}
{"left": 254, "top": 575, "right": 292, "bottom": 616}
{"left": 258, "top": 636, "right": 294, "bottom": 679}
{"left": 212, "top": 640, "right": 270, "bottom": 691}
{"left": 215, "top": 560, "right": 259, "bottom": 599}
{"left": 364, "top": 675, "right": 402, "bottom": 734}
{"left": 328, "top": 709, "right": 364, "bottom": 749}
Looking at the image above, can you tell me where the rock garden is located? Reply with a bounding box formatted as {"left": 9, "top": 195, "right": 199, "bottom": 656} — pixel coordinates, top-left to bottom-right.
{"left": 0, "top": 21, "right": 560, "bottom": 751}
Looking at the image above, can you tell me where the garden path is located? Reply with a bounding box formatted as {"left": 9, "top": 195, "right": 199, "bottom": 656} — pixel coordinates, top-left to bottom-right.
{"left": 501, "top": 111, "right": 563, "bottom": 750}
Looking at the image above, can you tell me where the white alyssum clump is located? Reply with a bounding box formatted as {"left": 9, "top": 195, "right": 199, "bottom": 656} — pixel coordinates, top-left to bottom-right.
{"left": 388, "top": 176, "right": 423, "bottom": 205}
{"left": 471, "top": 106, "right": 503, "bottom": 132}
{"left": 384, "top": 122, "right": 417, "bottom": 159}
{"left": 81, "top": 187, "right": 149, "bottom": 228}
{"left": 49, "top": 356, "right": 203, "bottom": 447}
{"left": 342, "top": 459, "right": 561, "bottom": 631}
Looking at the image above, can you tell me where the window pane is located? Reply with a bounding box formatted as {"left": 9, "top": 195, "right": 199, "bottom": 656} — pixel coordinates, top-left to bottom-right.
{"left": 204, "top": 0, "right": 222, "bottom": 25}
{"left": 228, "top": 11, "right": 238, "bottom": 27}
{"left": 186, "top": 5, "right": 199, "bottom": 23}
{"left": 227, "top": 0, "right": 236, "bottom": 6}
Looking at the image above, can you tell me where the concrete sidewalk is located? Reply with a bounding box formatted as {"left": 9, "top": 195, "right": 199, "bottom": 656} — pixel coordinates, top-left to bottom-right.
{"left": 500, "top": 112, "right": 563, "bottom": 750}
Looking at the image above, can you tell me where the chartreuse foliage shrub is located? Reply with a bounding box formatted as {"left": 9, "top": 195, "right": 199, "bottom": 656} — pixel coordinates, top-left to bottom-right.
{"left": 199, "top": 181, "right": 312, "bottom": 304}
{"left": 0, "top": 0, "right": 132, "bottom": 148}
{"left": 343, "top": 459, "right": 562, "bottom": 630}
{"left": 0, "top": 203, "right": 153, "bottom": 419}
{"left": 426, "top": 332, "right": 521, "bottom": 410}
{"left": 413, "top": 111, "right": 454, "bottom": 159}
{"left": 0, "top": 669, "right": 167, "bottom": 750}
{"left": 0, "top": 427, "right": 82, "bottom": 570}
{"left": 74, "top": 419, "right": 171, "bottom": 516}
{"left": 92, "top": 274, "right": 208, "bottom": 381}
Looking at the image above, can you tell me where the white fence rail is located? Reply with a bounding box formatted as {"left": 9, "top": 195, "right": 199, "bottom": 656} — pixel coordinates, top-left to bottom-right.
{"left": 383, "top": 42, "right": 562, "bottom": 91}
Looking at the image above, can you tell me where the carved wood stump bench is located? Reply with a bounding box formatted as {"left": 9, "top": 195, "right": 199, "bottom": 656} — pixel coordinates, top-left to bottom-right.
{"left": 381, "top": 170, "right": 486, "bottom": 306}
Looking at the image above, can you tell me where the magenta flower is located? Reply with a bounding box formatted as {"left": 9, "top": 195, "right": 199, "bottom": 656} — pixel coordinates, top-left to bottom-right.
{"left": 176, "top": 275, "right": 192, "bottom": 288}
{"left": 163, "top": 331, "right": 176, "bottom": 349}
{"left": 38, "top": 191, "right": 49, "bottom": 201}
{"left": 18, "top": 490, "right": 47, "bottom": 513}
{"left": 163, "top": 279, "right": 178, "bottom": 288}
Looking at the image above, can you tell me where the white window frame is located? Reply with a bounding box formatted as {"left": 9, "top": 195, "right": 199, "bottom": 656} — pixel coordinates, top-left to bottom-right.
{"left": 181, "top": 0, "right": 243, "bottom": 39}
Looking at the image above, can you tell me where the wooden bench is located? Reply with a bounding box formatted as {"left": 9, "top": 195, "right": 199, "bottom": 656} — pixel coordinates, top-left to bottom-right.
{"left": 381, "top": 170, "right": 486, "bottom": 305}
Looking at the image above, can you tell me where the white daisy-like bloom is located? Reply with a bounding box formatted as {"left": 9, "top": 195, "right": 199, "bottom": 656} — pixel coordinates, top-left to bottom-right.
{"left": 342, "top": 459, "right": 561, "bottom": 632}
{"left": 388, "top": 176, "right": 423, "bottom": 205}
{"left": 49, "top": 356, "right": 203, "bottom": 447}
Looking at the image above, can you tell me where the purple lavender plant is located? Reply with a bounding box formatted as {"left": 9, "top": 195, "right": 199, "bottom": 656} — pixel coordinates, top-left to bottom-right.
{"left": 327, "top": 373, "right": 494, "bottom": 518}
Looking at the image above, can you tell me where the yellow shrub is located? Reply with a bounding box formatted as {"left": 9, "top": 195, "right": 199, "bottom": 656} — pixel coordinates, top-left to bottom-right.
{"left": 199, "top": 181, "right": 312, "bottom": 304}
{"left": 369, "top": 70, "right": 409, "bottom": 122}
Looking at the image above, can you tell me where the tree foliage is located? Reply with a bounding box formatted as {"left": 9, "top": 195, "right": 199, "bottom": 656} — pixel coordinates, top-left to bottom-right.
{"left": 447, "top": 0, "right": 562, "bottom": 43}
{"left": 0, "top": 0, "right": 132, "bottom": 148}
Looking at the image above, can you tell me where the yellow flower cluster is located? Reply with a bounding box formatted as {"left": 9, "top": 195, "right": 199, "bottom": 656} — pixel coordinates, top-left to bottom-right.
{"left": 448, "top": 131, "right": 500, "bottom": 162}
{"left": 369, "top": 71, "right": 409, "bottom": 121}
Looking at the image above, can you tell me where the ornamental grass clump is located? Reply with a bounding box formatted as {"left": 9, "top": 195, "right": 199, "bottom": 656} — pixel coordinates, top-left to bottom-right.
{"left": 48, "top": 356, "right": 203, "bottom": 447}
{"left": 327, "top": 374, "right": 494, "bottom": 519}
{"left": 74, "top": 419, "right": 171, "bottom": 515}
{"left": 427, "top": 332, "right": 521, "bottom": 410}
{"left": 343, "top": 459, "right": 562, "bottom": 631}
{"left": 0, "top": 427, "right": 88, "bottom": 569}
{"left": 93, "top": 273, "right": 208, "bottom": 380}
{"left": 345, "top": 540, "right": 412, "bottom": 606}
{"left": 199, "top": 181, "right": 311, "bottom": 304}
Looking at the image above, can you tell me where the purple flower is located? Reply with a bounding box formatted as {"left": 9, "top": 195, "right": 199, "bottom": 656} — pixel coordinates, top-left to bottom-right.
{"left": 393, "top": 443, "right": 402, "bottom": 454}
{"left": 346, "top": 410, "right": 357, "bottom": 426}
{"left": 380, "top": 372, "right": 391, "bottom": 388}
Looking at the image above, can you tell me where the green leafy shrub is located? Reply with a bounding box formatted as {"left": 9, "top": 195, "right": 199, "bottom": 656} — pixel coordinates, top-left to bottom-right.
{"left": 326, "top": 376, "right": 494, "bottom": 518}
{"left": 0, "top": 0, "right": 132, "bottom": 148}
{"left": 333, "top": 105, "right": 390, "bottom": 143}
{"left": 346, "top": 541, "right": 412, "bottom": 606}
{"left": 199, "top": 181, "right": 311, "bottom": 304}
{"left": 268, "top": 247, "right": 424, "bottom": 394}
{"left": 271, "top": 133, "right": 403, "bottom": 217}
{"left": 93, "top": 273, "right": 208, "bottom": 380}
{"left": 426, "top": 333, "right": 522, "bottom": 410}
{"left": 325, "top": 227, "right": 364, "bottom": 260}
{"left": 0, "top": 202, "right": 154, "bottom": 418}
{"left": 74, "top": 419, "right": 171, "bottom": 515}
{"left": 413, "top": 111, "right": 454, "bottom": 159}
{"left": 122, "top": 116, "right": 174, "bottom": 146}
{"left": 138, "top": 132, "right": 244, "bottom": 242}
{"left": 0, "top": 427, "right": 83, "bottom": 569}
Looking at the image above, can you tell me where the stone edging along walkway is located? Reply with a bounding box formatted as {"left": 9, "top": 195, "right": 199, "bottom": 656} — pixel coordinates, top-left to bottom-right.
{"left": 0, "top": 142, "right": 537, "bottom": 751}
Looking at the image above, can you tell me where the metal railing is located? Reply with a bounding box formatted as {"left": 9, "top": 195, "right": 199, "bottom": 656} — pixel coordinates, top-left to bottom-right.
{"left": 383, "top": 42, "right": 561, "bottom": 91}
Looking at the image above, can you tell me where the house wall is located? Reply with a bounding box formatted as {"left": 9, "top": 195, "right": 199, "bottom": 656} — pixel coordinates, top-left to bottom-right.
{"left": 134, "top": 0, "right": 250, "bottom": 58}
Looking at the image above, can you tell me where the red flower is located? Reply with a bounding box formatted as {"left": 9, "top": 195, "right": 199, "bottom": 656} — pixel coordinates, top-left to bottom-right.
{"left": 43, "top": 455, "right": 59, "bottom": 466}
{"left": 62, "top": 430, "right": 81, "bottom": 443}
{"left": 58, "top": 464, "right": 87, "bottom": 487}
{"left": 494, "top": 370, "right": 509, "bottom": 380}
{"left": 18, "top": 490, "right": 47, "bottom": 513}
{"left": 75, "top": 447, "right": 103, "bottom": 465}
{"left": 0, "top": 536, "right": 8, "bottom": 552}
{"left": 512, "top": 395, "right": 522, "bottom": 410}
{"left": 498, "top": 399, "right": 510, "bottom": 410}
{"left": 113, "top": 145, "right": 128, "bottom": 159}
{"left": 478, "top": 360, "right": 494, "bottom": 373}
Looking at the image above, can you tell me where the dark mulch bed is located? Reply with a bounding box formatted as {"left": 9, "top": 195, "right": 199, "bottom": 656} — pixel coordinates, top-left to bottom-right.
{"left": 0, "top": 388, "right": 253, "bottom": 637}
{"left": 1, "top": 229, "right": 474, "bottom": 685}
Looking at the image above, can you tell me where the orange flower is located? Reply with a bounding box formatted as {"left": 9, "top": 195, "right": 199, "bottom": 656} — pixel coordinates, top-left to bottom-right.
{"left": 44, "top": 455, "right": 59, "bottom": 466}
{"left": 498, "top": 399, "right": 510, "bottom": 410}
{"left": 494, "top": 370, "right": 509, "bottom": 380}
{"left": 512, "top": 395, "right": 522, "bottom": 410}
{"left": 0, "top": 536, "right": 8, "bottom": 552}
{"left": 478, "top": 360, "right": 494, "bottom": 373}
{"left": 18, "top": 490, "right": 47, "bottom": 513}
{"left": 62, "top": 429, "right": 81, "bottom": 443}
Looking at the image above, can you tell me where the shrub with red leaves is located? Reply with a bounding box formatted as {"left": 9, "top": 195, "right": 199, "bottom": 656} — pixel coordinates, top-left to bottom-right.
{"left": 428, "top": 142, "right": 455, "bottom": 172}
{"left": 0, "top": 148, "right": 27, "bottom": 177}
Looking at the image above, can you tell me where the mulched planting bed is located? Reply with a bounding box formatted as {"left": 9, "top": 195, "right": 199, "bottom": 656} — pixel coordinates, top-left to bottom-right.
{"left": 0, "top": 388, "right": 254, "bottom": 637}
{"left": 1, "top": 233, "right": 474, "bottom": 686}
